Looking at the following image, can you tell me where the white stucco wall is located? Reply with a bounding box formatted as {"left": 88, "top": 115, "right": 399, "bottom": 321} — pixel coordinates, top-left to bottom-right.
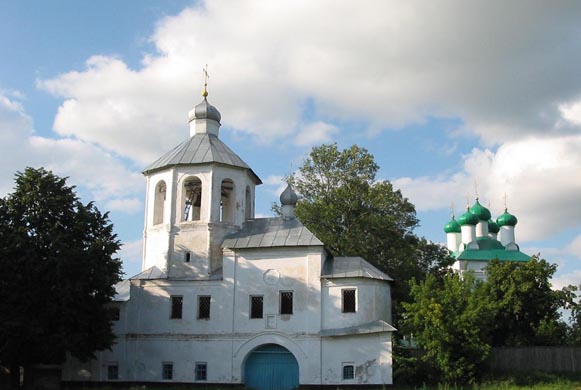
{"left": 322, "top": 333, "right": 393, "bottom": 385}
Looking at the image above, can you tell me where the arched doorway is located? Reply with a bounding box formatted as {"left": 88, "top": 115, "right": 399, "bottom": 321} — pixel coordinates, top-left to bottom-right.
{"left": 244, "top": 344, "right": 299, "bottom": 390}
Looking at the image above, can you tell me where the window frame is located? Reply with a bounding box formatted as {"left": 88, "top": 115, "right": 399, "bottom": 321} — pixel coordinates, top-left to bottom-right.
{"left": 195, "top": 362, "right": 207, "bottom": 381}
{"left": 279, "top": 290, "right": 294, "bottom": 315}
{"left": 170, "top": 296, "right": 183, "bottom": 319}
{"left": 197, "top": 295, "right": 211, "bottom": 319}
{"left": 342, "top": 288, "right": 357, "bottom": 313}
{"left": 162, "top": 362, "right": 173, "bottom": 380}
{"left": 107, "top": 363, "right": 119, "bottom": 381}
{"left": 342, "top": 363, "right": 355, "bottom": 380}
{"left": 249, "top": 295, "right": 264, "bottom": 319}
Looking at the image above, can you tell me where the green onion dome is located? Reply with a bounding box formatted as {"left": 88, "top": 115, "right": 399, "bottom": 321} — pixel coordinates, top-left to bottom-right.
{"left": 458, "top": 208, "right": 479, "bottom": 226}
{"left": 497, "top": 209, "right": 518, "bottom": 227}
{"left": 488, "top": 219, "right": 500, "bottom": 234}
{"left": 469, "top": 198, "right": 491, "bottom": 221}
{"left": 444, "top": 216, "right": 461, "bottom": 233}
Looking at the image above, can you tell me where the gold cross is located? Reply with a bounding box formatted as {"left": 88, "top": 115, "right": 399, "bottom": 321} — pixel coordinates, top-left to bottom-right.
{"left": 202, "top": 64, "right": 209, "bottom": 97}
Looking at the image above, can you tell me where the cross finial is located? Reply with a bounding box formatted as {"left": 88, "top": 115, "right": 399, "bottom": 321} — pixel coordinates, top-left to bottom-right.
{"left": 474, "top": 179, "right": 479, "bottom": 199}
{"left": 202, "top": 64, "right": 209, "bottom": 97}
{"left": 451, "top": 201, "right": 455, "bottom": 218}
{"left": 504, "top": 192, "right": 508, "bottom": 211}
{"left": 466, "top": 193, "right": 470, "bottom": 209}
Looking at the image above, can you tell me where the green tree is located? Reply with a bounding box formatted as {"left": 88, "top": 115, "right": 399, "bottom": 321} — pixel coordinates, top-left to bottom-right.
{"left": 401, "top": 272, "right": 495, "bottom": 384}
{"left": 284, "top": 144, "right": 453, "bottom": 311}
{"left": 0, "top": 168, "right": 122, "bottom": 387}
{"left": 485, "top": 257, "right": 572, "bottom": 346}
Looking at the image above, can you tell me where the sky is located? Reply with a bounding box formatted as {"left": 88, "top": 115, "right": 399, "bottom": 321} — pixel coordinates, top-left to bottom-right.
{"left": 1, "top": 0, "right": 581, "bottom": 287}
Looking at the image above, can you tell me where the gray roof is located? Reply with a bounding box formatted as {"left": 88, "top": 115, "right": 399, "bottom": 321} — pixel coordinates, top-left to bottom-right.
{"left": 320, "top": 320, "right": 397, "bottom": 337}
{"left": 142, "top": 133, "right": 261, "bottom": 183}
{"left": 322, "top": 256, "right": 393, "bottom": 281}
{"left": 222, "top": 217, "right": 324, "bottom": 249}
{"left": 113, "top": 266, "right": 167, "bottom": 301}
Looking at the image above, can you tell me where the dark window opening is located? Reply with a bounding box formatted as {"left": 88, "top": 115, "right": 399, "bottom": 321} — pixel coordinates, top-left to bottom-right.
{"left": 250, "top": 296, "right": 263, "bottom": 319}
{"left": 198, "top": 296, "right": 211, "bottom": 319}
{"left": 195, "top": 362, "right": 207, "bottom": 381}
{"left": 107, "top": 364, "right": 118, "bottom": 380}
{"left": 185, "top": 252, "right": 191, "bottom": 263}
{"left": 162, "top": 363, "right": 173, "bottom": 380}
{"left": 170, "top": 296, "right": 183, "bottom": 319}
{"left": 342, "top": 289, "right": 356, "bottom": 313}
{"left": 108, "top": 307, "right": 120, "bottom": 321}
{"left": 280, "top": 291, "right": 293, "bottom": 315}
{"left": 343, "top": 365, "right": 354, "bottom": 380}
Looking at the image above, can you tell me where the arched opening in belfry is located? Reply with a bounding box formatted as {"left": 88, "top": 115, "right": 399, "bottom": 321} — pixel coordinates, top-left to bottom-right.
{"left": 183, "top": 177, "right": 202, "bottom": 221}
{"left": 153, "top": 180, "right": 166, "bottom": 225}
{"left": 220, "top": 179, "right": 235, "bottom": 223}
{"left": 245, "top": 186, "right": 252, "bottom": 220}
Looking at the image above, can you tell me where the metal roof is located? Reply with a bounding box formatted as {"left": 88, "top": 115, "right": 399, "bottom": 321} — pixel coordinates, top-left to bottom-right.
{"left": 113, "top": 266, "right": 168, "bottom": 301}
{"left": 320, "top": 320, "right": 397, "bottom": 337}
{"left": 222, "top": 217, "right": 324, "bottom": 249}
{"left": 142, "top": 133, "right": 262, "bottom": 184}
{"left": 322, "top": 256, "right": 393, "bottom": 281}
{"left": 453, "top": 237, "right": 531, "bottom": 262}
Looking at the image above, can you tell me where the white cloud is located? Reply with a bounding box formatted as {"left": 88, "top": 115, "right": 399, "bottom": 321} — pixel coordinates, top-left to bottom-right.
{"left": 394, "top": 135, "right": 581, "bottom": 242}
{"left": 105, "top": 198, "right": 143, "bottom": 214}
{"left": 295, "top": 121, "right": 339, "bottom": 146}
{"left": 567, "top": 235, "right": 581, "bottom": 260}
{"left": 118, "top": 239, "right": 144, "bottom": 277}
{"left": 37, "top": 0, "right": 581, "bottom": 163}
{"left": 0, "top": 92, "right": 143, "bottom": 215}
{"left": 552, "top": 270, "right": 581, "bottom": 290}
{"left": 560, "top": 101, "right": 581, "bottom": 125}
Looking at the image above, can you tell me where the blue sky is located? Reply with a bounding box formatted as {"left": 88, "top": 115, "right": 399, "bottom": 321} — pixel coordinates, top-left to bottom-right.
{"left": 1, "top": 1, "right": 581, "bottom": 287}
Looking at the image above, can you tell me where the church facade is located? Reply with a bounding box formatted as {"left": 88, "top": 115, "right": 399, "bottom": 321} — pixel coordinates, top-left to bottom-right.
{"left": 61, "top": 92, "right": 395, "bottom": 389}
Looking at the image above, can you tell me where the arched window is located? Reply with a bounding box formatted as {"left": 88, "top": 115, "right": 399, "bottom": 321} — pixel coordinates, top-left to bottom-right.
{"left": 220, "top": 179, "right": 235, "bottom": 223}
{"left": 153, "top": 181, "right": 166, "bottom": 225}
{"left": 183, "top": 177, "right": 202, "bottom": 221}
{"left": 245, "top": 186, "right": 252, "bottom": 220}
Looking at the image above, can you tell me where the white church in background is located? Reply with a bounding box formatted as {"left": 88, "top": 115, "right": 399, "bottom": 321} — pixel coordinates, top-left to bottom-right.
{"left": 444, "top": 198, "right": 530, "bottom": 279}
{"left": 62, "top": 88, "right": 396, "bottom": 389}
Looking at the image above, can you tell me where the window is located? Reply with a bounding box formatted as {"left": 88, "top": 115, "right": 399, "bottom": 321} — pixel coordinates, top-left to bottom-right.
{"left": 185, "top": 252, "right": 191, "bottom": 263}
{"left": 153, "top": 181, "right": 166, "bottom": 225}
{"left": 170, "top": 296, "right": 183, "bottom": 319}
{"left": 162, "top": 362, "right": 173, "bottom": 380}
{"left": 342, "top": 289, "right": 356, "bottom": 313}
{"left": 250, "top": 296, "right": 263, "bottom": 319}
{"left": 183, "top": 177, "right": 202, "bottom": 221}
{"left": 220, "top": 179, "right": 235, "bottom": 223}
{"left": 198, "top": 295, "right": 211, "bottom": 319}
{"left": 280, "top": 291, "right": 293, "bottom": 315}
{"left": 107, "top": 364, "right": 118, "bottom": 380}
{"left": 195, "top": 362, "right": 207, "bottom": 381}
{"left": 108, "top": 307, "right": 120, "bottom": 321}
{"left": 343, "top": 364, "right": 354, "bottom": 380}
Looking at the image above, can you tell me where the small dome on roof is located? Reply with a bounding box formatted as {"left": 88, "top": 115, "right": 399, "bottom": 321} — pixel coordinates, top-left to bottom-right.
{"left": 458, "top": 208, "right": 479, "bottom": 226}
{"left": 280, "top": 183, "right": 298, "bottom": 206}
{"left": 188, "top": 97, "right": 221, "bottom": 123}
{"left": 497, "top": 209, "right": 518, "bottom": 227}
{"left": 444, "top": 216, "right": 461, "bottom": 233}
{"left": 488, "top": 219, "right": 500, "bottom": 234}
{"left": 469, "top": 198, "right": 491, "bottom": 221}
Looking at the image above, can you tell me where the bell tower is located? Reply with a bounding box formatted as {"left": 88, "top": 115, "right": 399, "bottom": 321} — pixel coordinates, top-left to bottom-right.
{"left": 141, "top": 84, "right": 262, "bottom": 279}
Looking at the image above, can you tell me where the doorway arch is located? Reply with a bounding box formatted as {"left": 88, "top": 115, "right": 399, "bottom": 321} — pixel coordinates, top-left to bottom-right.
{"left": 244, "top": 344, "right": 299, "bottom": 390}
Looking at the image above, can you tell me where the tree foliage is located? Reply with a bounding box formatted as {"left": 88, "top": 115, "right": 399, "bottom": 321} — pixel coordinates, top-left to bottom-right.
{"left": 401, "top": 257, "right": 578, "bottom": 385}
{"left": 0, "top": 168, "right": 122, "bottom": 376}
{"left": 402, "top": 272, "right": 494, "bottom": 384}
{"left": 285, "top": 144, "right": 453, "bottom": 309}
{"left": 485, "top": 257, "right": 573, "bottom": 346}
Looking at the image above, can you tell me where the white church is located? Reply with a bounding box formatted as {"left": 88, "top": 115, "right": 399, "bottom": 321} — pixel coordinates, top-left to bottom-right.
{"left": 62, "top": 90, "right": 396, "bottom": 389}
{"left": 444, "top": 198, "right": 530, "bottom": 279}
